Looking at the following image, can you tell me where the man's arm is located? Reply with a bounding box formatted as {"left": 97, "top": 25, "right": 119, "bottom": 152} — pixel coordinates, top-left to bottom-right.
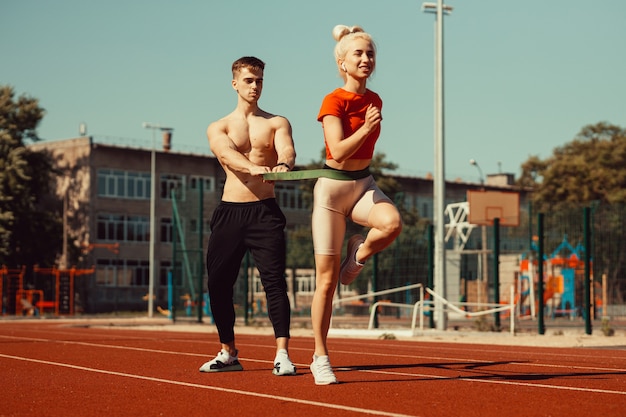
{"left": 207, "top": 121, "right": 268, "bottom": 176}
{"left": 273, "top": 117, "right": 296, "bottom": 171}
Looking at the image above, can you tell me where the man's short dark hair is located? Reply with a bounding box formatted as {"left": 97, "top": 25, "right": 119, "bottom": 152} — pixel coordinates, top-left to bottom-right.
{"left": 232, "top": 56, "right": 265, "bottom": 76}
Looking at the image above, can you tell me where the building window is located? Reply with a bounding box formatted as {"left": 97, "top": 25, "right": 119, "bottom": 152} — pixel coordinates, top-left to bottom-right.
{"left": 159, "top": 260, "right": 183, "bottom": 287}
{"left": 161, "top": 174, "right": 185, "bottom": 200}
{"left": 127, "top": 260, "right": 149, "bottom": 286}
{"left": 189, "top": 218, "right": 210, "bottom": 234}
{"left": 96, "top": 259, "right": 149, "bottom": 287}
{"left": 95, "top": 259, "right": 118, "bottom": 286}
{"left": 402, "top": 194, "right": 416, "bottom": 211}
{"left": 161, "top": 217, "right": 172, "bottom": 243}
{"left": 189, "top": 175, "right": 215, "bottom": 193}
{"left": 275, "top": 183, "right": 306, "bottom": 210}
{"left": 97, "top": 214, "right": 150, "bottom": 242}
{"left": 160, "top": 261, "right": 171, "bottom": 286}
{"left": 97, "top": 169, "right": 151, "bottom": 199}
{"left": 159, "top": 260, "right": 196, "bottom": 287}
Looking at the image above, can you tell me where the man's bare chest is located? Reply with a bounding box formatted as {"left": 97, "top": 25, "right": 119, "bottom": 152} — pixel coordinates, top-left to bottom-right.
{"left": 228, "top": 121, "right": 275, "bottom": 153}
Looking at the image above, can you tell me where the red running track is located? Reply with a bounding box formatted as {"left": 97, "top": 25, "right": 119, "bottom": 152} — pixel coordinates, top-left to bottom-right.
{"left": 1, "top": 320, "right": 625, "bottom": 417}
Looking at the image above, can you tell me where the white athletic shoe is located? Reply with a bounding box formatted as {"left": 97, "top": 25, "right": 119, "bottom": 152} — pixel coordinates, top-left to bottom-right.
{"left": 310, "top": 355, "right": 338, "bottom": 385}
{"left": 273, "top": 349, "right": 297, "bottom": 376}
{"left": 199, "top": 349, "right": 243, "bottom": 373}
{"left": 340, "top": 235, "right": 365, "bottom": 285}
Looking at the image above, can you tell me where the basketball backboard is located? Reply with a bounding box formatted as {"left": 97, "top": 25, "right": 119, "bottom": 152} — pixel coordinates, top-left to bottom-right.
{"left": 467, "top": 190, "right": 520, "bottom": 226}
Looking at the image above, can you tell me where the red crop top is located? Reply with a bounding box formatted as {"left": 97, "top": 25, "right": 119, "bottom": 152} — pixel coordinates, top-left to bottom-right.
{"left": 317, "top": 88, "right": 382, "bottom": 161}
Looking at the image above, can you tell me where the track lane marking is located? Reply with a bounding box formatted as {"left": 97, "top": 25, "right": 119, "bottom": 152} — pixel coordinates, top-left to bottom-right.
{"left": 3, "top": 334, "right": 626, "bottom": 375}
{"left": 0, "top": 353, "right": 420, "bottom": 417}
{"left": 244, "top": 342, "right": 626, "bottom": 373}
{"left": 354, "top": 368, "right": 626, "bottom": 396}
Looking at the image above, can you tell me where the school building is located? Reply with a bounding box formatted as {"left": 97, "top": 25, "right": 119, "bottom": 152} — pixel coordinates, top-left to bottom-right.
{"left": 25, "top": 135, "right": 525, "bottom": 314}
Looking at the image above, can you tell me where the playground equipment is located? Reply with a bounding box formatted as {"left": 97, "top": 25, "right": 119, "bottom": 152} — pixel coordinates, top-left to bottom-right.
{"left": 518, "top": 235, "right": 595, "bottom": 319}
{"left": 16, "top": 289, "right": 44, "bottom": 316}
{"left": 0, "top": 266, "right": 95, "bottom": 316}
{"left": 33, "top": 266, "right": 96, "bottom": 315}
{"left": 1, "top": 266, "right": 26, "bottom": 315}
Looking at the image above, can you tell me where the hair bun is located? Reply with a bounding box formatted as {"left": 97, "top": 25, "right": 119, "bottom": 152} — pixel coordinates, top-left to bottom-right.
{"left": 332, "top": 25, "right": 365, "bottom": 41}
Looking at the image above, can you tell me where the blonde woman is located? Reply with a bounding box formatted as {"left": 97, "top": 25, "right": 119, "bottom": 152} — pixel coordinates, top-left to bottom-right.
{"left": 310, "top": 25, "right": 402, "bottom": 385}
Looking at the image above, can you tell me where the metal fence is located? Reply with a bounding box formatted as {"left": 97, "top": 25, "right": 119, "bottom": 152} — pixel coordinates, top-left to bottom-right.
{"left": 171, "top": 181, "right": 626, "bottom": 328}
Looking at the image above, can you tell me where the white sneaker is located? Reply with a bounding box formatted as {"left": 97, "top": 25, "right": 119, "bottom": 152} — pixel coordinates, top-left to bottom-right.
{"left": 310, "top": 355, "right": 338, "bottom": 385}
{"left": 273, "top": 349, "right": 297, "bottom": 376}
{"left": 199, "top": 349, "right": 243, "bottom": 373}
{"left": 340, "top": 235, "right": 365, "bottom": 285}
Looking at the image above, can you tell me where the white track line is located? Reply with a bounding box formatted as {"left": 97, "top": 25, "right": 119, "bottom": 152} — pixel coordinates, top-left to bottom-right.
{"left": 0, "top": 353, "right": 420, "bottom": 417}
{"left": 328, "top": 338, "right": 626, "bottom": 361}
{"left": 2, "top": 335, "right": 625, "bottom": 396}
{"left": 350, "top": 368, "right": 626, "bottom": 395}
{"left": 243, "top": 341, "right": 626, "bottom": 374}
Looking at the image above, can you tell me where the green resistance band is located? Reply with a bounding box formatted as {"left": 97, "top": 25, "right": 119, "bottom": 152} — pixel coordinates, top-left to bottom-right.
{"left": 263, "top": 169, "right": 367, "bottom": 181}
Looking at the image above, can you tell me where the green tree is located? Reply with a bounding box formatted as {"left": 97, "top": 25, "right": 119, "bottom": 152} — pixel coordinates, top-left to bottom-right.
{"left": 0, "top": 85, "right": 61, "bottom": 267}
{"left": 519, "top": 122, "right": 626, "bottom": 211}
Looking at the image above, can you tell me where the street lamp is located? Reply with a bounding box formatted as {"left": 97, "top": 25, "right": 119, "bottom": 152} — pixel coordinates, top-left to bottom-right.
{"left": 469, "top": 158, "right": 488, "bottom": 310}
{"left": 142, "top": 122, "right": 174, "bottom": 318}
{"left": 423, "top": 0, "right": 453, "bottom": 330}
{"left": 469, "top": 159, "right": 485, "bottom": 185}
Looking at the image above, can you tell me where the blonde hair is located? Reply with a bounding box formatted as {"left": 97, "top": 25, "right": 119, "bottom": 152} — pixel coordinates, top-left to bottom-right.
{"left": 332, "top": 24, "right": 376, "bottom": 63}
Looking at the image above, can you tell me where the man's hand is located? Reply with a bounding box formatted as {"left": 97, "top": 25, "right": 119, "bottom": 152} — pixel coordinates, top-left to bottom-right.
{"left": 271, "top": 162, "right": 291, "bottom": 173}
{"left": 249, "top": 166, "right": 271, "bottom": 177}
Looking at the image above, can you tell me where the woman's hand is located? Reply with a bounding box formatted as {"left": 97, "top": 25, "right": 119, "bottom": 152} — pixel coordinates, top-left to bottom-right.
{"left": 361, "top": 104, "right": 382, "bottom": 135}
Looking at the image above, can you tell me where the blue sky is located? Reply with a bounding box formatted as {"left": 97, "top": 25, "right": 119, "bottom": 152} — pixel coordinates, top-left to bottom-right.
{"left": 2, "top": 0, "right": 624, "bottom": 182}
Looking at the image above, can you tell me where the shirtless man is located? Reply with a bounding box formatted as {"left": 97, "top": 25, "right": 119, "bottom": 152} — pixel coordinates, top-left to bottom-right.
{"left": 199, "top": 56, "right": 297, "bottom": 376}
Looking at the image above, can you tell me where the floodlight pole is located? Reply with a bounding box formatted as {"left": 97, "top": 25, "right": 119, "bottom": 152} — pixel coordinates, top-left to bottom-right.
{"left": 423, "top": 0, "right": 452, "bottom": 330}
{"left": 143, "top": 122, "right": 173, "bottom": 318}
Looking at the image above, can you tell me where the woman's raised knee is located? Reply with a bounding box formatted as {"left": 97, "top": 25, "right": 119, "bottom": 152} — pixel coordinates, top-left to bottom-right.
{"left": 375, "top": 210, "right": 402, "bottom": 238}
